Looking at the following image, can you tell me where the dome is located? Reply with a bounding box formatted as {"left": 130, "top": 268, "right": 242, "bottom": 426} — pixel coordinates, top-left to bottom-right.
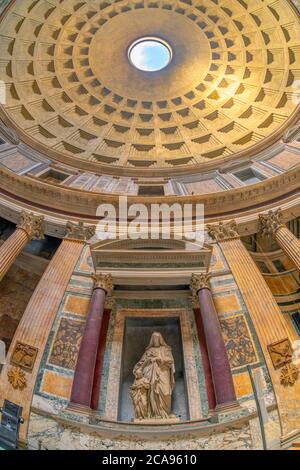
{"left": 0, "top": 0, "right": 299, "bottom": 175}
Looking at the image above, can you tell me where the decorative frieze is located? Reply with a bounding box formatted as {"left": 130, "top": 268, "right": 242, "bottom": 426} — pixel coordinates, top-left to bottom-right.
{"left": 65, "top": 221, "right": 96, "bottom": 242}
{"left": 259, "top": 209, "right": 284, "bottom": 238}
{"left": 17, "top": 211, "right": 45, "bottom": 240}
{"left": 207, "top": 220, "right": 240, "bottom": 242}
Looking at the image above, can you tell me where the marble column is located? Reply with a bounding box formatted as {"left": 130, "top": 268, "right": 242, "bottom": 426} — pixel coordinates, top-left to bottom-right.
{"left": 0, "top": 211, "right": 44, "bottom": 281}
{"left": 91, "top": 297, "right": 114, "bottom": 411}
{"left": 207, "top": 220, "right": 300, "bottom": 435}
{"left": 259, "top": 209, "right": 300, "bottom": 272}
{"left": 191, "top": 273, "right": 238, "bottom": 411}
{"left": 0, "top": 221, "right": 96, "bottom": 443}
{"left": 70, "top": 273, "right": 113, "bottom": 410}
{"left": 192, "top": 302, "right": 216, "bottom": 412}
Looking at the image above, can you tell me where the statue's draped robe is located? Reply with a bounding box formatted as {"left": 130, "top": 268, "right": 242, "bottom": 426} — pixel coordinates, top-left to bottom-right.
{"left": 130, "top": 377, "right": 150, "bottom": 419}
{"left": 133, "top": 334, "right": 175, "bottom": 419}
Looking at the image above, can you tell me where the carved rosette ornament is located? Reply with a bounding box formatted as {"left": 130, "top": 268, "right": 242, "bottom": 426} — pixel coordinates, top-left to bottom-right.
{"left": 93, "top": 273, "right": 114, "bottom": 295}
{"left": 7, "top": 367, "right": 27, "bottom": 390}
{"left": 65, "top": 221, "right": 96, "bottom": 242}
{"left": 17, "top": 211, "right": 45, "bottom": 240}
{"left": 207, "top": 220, "right": 240, "bottom": 242}
{"left": 280, "top": 364, "right": 299, "bottom": 387}
{"left": 191, "top": 273, "right": 212, "bottom": 296}
{"left": 259, "top": 209, "right": 284, "bottom": 238}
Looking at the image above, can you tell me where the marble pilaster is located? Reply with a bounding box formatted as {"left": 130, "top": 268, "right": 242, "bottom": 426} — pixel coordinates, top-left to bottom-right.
{"left": 207, "top": 220, "right": 300, "bottom": 436}
{"left": 0, "top": 221, "right": 95, "bottom": 443}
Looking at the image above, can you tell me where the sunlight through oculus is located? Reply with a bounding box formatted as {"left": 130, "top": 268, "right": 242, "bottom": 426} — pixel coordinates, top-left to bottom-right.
{"left": 128, "top": 37, "right": 172, "bottom": 72}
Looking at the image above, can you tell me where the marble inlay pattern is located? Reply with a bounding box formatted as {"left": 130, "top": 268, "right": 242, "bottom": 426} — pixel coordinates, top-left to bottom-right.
{"left": 220, "top": 314, "right": 259, "bottom": 369}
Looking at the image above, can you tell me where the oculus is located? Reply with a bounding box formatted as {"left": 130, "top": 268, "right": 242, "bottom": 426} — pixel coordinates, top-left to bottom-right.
{"left": 128, "top": 37, "right": 172, "bottom": 72}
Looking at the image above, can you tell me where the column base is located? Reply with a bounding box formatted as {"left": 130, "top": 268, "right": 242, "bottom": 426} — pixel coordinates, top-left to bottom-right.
{"left": 67, "top": 402, "right": 92, "bottom": 415}
{"left": 214, "top": 401, "right": 241, "bottom": 414}
{"left": 280, "top": 428, "right": 300, "bottom": 449}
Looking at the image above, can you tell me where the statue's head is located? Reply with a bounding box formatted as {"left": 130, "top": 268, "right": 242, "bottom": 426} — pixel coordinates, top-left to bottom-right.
{"left": 148, "top": 332, "right": 169, "bottom": 349}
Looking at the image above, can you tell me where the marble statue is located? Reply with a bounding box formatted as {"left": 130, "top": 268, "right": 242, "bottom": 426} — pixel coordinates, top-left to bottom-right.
{"left": 131, "top": 332, "right": 176, "bottom": 420}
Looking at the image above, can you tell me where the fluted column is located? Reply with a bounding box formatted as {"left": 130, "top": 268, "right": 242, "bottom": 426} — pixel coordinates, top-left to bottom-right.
{"left": 0, "top": 211, "right": 44, "bottom": 281}
{"left": 70, "top": 273, "right": 113, "bottom": 410}
{"left": 259, "top": 209, "right": 300, "bottom": 271}
{"left": 0, "top": 221, "right": 95, "bottom": 443}
{"left": 191, "top": 273, "right": 238, "bottom": 411}
{"left": 207, "top": 220, "right": 300, "bottom": 436}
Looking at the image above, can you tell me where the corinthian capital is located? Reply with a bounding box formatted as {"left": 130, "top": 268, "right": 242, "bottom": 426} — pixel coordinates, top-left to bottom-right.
{"left": 92, "top": 273, "right": 114, "bottom": 295}
{"left": 65, "top": 221, "right": 96, "bottom": 242}
{"left": 259, "top": 209, "right": 284, "bottom": 238}
{"left": 207, "top": 220, "right": 239, "bottom": 242}
{"left": 17, "top": 211, "right": 45, "bottom": 240}
{"left": 191, "top": 273, "right": 211, "bottom": 296}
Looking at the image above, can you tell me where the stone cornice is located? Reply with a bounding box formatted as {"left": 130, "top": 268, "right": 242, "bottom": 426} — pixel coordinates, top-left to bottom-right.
{"left": 1, "top": 164, "right": 300, "bottom": 220}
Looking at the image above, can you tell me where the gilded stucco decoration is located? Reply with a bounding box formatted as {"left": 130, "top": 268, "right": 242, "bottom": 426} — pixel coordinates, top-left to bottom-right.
{"left": 11, "top": 342, "right": 38, "bottom": 372}
{"left": 7, "top": 367, "right": 27, "bottom": 390}
{"left": 280, "top": 363, "right": 299, "bottom": 387}
{"left": 267, "top": 338, "right": 293, "bottom": 369}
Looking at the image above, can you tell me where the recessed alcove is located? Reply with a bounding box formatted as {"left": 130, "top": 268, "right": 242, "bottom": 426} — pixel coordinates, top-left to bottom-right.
{"left": 118, "top": 316, "right": 189, "bottom": 422}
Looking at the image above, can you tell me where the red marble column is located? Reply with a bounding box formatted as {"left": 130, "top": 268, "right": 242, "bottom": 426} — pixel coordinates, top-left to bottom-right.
{"left": 91, "top": 306, "right": 111, "bottom": 411}
{"left": 70, "top": 274, "right": 113, "bottom": 410}
{"left": 192, "top": 274, "right": 238, "bottom": 411}
{"left": 193, "top": 307, "right": 216, "bottom": 412}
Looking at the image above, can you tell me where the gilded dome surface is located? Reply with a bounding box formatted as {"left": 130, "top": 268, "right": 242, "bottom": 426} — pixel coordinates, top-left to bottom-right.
{"left": 0, "top": 0, "right": 300, "bottom": 172}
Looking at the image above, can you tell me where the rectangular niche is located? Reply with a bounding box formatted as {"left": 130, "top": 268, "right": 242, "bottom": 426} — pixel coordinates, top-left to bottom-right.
{"left": 104, "top": 309, "right": 203, "bottom": 423}
{"left": 118, "top": 316, "right": 188, "bottom": 422}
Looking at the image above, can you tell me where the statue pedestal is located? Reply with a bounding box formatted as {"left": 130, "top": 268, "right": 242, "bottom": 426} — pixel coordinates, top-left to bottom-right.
{"left": 133, "top": 417, "right": 180, "bottom": 425}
